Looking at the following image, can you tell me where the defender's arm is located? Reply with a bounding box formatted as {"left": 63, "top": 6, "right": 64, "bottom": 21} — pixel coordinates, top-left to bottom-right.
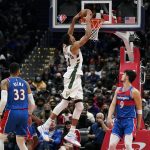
{"left": 26, "top": 82, "right": 35, "bottom": 115}
{"left": 132, "top": 89, "right": 142, "bottom": 130}
{"left": 107, "top": 88, "right": 119, "bottom": 127}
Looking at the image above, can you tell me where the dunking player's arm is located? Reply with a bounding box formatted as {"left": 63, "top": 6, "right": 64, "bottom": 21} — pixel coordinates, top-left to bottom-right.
{"left": 0, "top": 79, "right": 8, "bottom": 117}
{"left": 67, "top": 13, "right": 79, "bottom": 36}
{"left": 68, "top": 14, "right": 92, "bottom": 56}
{"left": 132, "top": 89, "right": 142, "bottom": 130}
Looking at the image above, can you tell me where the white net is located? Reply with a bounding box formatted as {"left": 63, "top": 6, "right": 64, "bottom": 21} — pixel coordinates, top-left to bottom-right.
{"left": 90, "top": 28, "right": 99, "bottom": 41}
{"left": 90, "top": 19, "right": 103, "bottom": 41}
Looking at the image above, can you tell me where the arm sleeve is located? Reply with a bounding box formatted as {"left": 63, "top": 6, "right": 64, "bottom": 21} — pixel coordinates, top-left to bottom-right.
{"left": 28, "top": 93, "right": 35, "bottom": 114}
{"left": 0, "top": 90, "right": 8, "bottom": 115}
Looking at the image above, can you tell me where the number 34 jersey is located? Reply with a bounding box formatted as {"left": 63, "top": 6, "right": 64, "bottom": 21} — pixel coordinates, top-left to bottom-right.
{"left": 5, "top": 77, "right": 28, "bottom": 110}
{"left": 63, "top": 45, "right": 83, "bottom": 78}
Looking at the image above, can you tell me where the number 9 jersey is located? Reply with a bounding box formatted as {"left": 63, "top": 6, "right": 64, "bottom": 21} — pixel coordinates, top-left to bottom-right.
{"left": 5, "top": 77, "right": 28, "bottom": 110}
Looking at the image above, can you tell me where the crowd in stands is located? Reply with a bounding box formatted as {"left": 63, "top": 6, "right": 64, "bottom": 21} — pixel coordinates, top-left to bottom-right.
{"left": 0, "top": 0, "right": 150, "bottom": 150}
{"left": 0, "top": 0, "right": 39, "bottom": 80}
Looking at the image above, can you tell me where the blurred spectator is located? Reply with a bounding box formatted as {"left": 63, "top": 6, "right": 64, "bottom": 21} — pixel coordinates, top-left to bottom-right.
{"left": 84, "top": 113, "right": 109, "bottom": 150}
{"left": 49, "top": 98, "right": 57, "bottom": 110}
{"left": 54, "top": 72, "right": 63, "bottom": 91}
{"left": 142, "top": 98, "right": 150, "bottom": 124}
{"left": 33, "top": 75, "right": 47, "bottom": 92}
{"left": 33, "top": 96, "right": 45, "bottom": 119}
{"left": 87, "top": 98, "right": 100, "bottom": 118}
{"left": 42, "top": 67, "right": 54, "bottom": 83}
{"left": 42, "top": 103, "right": 52, "bottom": 121}
{"left": 101, "top": 103, "right": 109, "bottom": 121}
{"left": 37, "top": 121, "right": 63, "bottom": 150}
{"left": 77, "top": 105, "right": 94, "bottom": 129}
{"left": 87, "top": 68, "right": 100, "bottom": 86}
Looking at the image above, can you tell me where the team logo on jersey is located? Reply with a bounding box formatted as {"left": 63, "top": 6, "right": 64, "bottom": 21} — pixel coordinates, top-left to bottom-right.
{"left": 120, "top": 101, "right": 124, "bottom": 108}
{"left": 117, "top": 96, "right": 130, "bottom": 100}
{"left": 57, "top": 14, "right": 67, "bottom": 23}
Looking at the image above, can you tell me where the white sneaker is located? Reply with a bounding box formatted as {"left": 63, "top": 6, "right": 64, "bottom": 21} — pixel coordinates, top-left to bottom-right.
{"left": 64, "top": 132, "right": 81, "bottom": 147}
{"left": 37, "top": 125, "right": 49, "bottom": 141}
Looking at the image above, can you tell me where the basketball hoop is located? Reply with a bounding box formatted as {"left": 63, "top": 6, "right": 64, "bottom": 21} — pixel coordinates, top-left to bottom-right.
{"left": 90, "top": 19, "right": 103, "bottom": 40}
{"left": 80, "top": 18, "right": 104, "bottom": 41}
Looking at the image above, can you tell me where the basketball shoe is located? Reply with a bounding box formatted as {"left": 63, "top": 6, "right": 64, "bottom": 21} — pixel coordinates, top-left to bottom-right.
{"left": 64, "top": 131, "right": 81, "bottom": 147}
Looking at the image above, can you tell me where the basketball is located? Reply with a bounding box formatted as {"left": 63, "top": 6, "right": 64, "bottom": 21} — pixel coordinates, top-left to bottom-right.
{"left": 79, "top": 9, "right": 93, "bottom": 19}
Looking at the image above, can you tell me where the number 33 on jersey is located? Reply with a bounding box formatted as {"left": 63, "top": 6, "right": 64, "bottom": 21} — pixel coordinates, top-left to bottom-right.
{"left": 6, "top": 77, "right": 28, "bottom": 109}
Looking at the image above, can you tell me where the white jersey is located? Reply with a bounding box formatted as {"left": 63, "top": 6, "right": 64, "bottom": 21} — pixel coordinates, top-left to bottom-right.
{"left": 63, "top": 45, "right": 83, "bottom": 78}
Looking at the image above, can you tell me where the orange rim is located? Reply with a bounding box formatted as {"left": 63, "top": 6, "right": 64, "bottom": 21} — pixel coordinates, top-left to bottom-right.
{"left": 80, "top": 18, "right": 104, "bottom": 29}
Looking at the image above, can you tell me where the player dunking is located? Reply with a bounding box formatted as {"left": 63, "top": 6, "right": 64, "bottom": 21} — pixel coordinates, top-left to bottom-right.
{"left": 107, "top": 70, "right": 142, "bottom": 150}
{"left": 0, "top": 62, "right": 35, "bottom": 150}
{"left": 38, "top": 10, "right": 92, "bottom": 147}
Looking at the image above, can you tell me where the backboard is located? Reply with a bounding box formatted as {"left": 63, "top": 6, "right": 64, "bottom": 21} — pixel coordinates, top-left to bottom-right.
{"left": 50, "top": 0, "right": 145, "bottom": 31}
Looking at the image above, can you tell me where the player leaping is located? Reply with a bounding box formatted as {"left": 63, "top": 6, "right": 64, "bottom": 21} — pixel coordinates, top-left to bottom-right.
{"left": 38, "top": 9, "right": 92, "bottom": 147}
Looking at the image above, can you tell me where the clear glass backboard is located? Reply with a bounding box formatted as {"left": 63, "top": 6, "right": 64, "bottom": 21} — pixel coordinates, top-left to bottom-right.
{"left": 50, "top": 0, "right": 144, "bottom": 31}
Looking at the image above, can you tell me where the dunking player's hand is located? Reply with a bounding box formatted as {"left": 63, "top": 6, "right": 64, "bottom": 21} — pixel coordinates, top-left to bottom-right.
{"left": 73, "top": 13, "right": 81, "bottom": 21}
{"left": 84, "top": 15, "right": 91, "bottom": 23}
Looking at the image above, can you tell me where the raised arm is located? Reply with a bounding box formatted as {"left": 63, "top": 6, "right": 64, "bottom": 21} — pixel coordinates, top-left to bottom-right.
{"left": 0, "top": 79, "right": 8, "bottom": 116}
{"left": 132, "top": 89, "right": 142, "bottom": 130}
{"left": 67, "top": 13, "right": 80, "bottom": 36}
{"left": 70, "top": 18, "right": 92, "bottom": 55}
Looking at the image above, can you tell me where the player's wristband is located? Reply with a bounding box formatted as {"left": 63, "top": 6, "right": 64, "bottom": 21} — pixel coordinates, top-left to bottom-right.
{"left": 137, "top": 110, "right": 142, "bottom": 114}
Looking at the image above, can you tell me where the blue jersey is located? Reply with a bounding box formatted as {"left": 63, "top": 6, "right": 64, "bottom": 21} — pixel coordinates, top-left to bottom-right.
{"left": 116, "top": 86, "right": 136, "bottom": 119}
{"left": 5, "top": 77, "right": 28, "bottom": 110}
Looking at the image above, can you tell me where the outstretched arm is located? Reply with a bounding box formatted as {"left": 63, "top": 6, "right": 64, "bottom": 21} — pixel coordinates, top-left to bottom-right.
{"left": 68, "top": 13, "right": 81, "bottom": 36}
